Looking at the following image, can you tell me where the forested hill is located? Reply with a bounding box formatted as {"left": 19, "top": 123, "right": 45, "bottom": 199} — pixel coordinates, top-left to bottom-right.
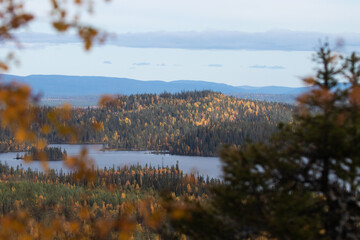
{"left": 0, "top": 91, "right": 294, "bottom": 156}
{"left": 77, "top": 91, "right": 293, "bottom": 156}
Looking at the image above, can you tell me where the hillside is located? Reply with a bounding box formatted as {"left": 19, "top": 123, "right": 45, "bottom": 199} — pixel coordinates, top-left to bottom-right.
{"left": 98, "top": 91, "right": 293, "bottom": 156}
{"left": 0, "top": 91, "right": 294, "bottom": 156}
{"left": 1, "top": 91, "right": 293, "bottom": 156}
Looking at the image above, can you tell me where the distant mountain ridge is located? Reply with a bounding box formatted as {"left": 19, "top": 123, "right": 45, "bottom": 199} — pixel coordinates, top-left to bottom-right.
{"left": 1, "top": 74, "right": 309, "bottom": 97}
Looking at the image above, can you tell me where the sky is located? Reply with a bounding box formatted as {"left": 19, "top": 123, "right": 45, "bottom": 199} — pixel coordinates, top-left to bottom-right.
{"left": 2, "top": 0, "right": 360, "bottom": 87}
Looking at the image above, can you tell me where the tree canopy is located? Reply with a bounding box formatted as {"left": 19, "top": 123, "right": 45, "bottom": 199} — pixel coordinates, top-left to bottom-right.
{"left": 162, "top": 44, "right": 360, "bottom": 240}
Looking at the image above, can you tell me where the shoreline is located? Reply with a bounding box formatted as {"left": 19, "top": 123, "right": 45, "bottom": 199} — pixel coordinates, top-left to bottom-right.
{"left": 100, "top": 148, "right": 169, "bottom": 154}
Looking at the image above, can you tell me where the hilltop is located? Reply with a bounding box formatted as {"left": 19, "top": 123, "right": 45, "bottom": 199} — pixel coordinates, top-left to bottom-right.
{"left": 0, "top": 91, "right": 293, "bottom": 156}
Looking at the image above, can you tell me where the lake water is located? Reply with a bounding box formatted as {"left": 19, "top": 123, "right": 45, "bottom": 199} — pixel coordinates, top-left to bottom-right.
{"left": 0, "top": 144, "right": 222, "bottom": 179}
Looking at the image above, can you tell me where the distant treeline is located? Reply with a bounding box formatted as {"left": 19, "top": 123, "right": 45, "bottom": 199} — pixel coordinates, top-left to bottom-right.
{"left": 0, "top": 91, "right": 294, "bottom": 156}
{"left": 0, "top": 162, "right": 219, "bottom": 197}
{"left": 18, "top": 146, "right": 67, "bottom": 161}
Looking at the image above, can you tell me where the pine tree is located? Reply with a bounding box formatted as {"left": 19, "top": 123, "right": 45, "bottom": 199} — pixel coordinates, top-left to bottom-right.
{"left": 163, "top": 44, "right": 360, "bottom": 240}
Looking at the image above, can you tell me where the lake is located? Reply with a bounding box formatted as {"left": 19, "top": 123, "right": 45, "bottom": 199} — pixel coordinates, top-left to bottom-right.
{"left": 0, "top": 144, "right": 222, "bottom": 179}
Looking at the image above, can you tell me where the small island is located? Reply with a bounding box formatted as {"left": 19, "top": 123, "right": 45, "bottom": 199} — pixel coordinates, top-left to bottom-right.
{"left": 16, "top": 146, "right": 67, "bottom": 161}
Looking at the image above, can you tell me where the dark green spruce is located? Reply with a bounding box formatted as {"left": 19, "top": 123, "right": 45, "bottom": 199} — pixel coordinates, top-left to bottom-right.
{"left": 160, "top": 45, "right": 360, "bottom": 239}
{"left": 23, "top": 146, "right": 67, "bottom": 161}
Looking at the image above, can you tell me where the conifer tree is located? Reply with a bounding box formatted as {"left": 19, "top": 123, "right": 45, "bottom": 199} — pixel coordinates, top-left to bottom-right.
{"left": 163, "top": 43, "right": 360, "bottom": 240}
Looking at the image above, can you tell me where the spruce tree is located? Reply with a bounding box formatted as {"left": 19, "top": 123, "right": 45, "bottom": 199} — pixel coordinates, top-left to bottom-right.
{"left": 163, "top": 44, "right": 360, "bottom": 240}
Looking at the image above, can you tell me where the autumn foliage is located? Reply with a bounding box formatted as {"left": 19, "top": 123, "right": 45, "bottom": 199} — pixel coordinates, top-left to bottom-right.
{"left": 0, "top": 162, "right": 218, "bottom": 239}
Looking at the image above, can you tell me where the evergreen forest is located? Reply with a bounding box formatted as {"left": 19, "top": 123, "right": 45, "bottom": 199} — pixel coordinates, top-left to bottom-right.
{"left": 0, "top": 91, "right": 293, "bottom": 156}
{"left": 0, "top": 162, "right": 219, "bottom": 239}
{"left": 22, "top": 147, "right": 67, "bottom": 161}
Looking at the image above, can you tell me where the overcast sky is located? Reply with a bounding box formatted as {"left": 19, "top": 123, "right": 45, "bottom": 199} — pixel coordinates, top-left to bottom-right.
{"left": 2, "top": 0, "right": 360, "bottom": 87}
{"left": 27, "top": 0, "right": 360, "bottom": 33}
